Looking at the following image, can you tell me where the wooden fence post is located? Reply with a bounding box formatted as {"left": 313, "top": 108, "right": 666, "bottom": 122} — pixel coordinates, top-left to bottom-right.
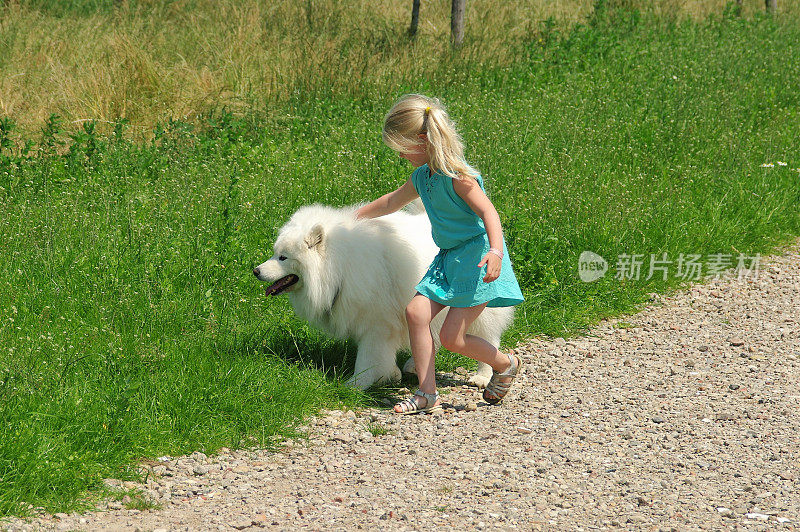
{"left": 451, "top": 0, "right": 465, "bottom": 47}
{"left": 765, "top": 0, "right": 777, "bottom": 13}
{"left": 409, "top": 0, "right": 421, "bottom": 36}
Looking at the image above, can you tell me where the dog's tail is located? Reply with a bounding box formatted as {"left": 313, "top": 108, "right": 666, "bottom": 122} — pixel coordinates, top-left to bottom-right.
{"left": 403, "top": 197, "right": 426, "bottom": 215}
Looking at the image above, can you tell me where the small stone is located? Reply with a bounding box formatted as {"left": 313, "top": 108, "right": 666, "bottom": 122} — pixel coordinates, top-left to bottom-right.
{"left": 652, "top": 416, "right": 665, "bottom": 424}
{"left": 729, "top": 384, "right": 740, "bottom": 390}
{"left": 517, "top": 426, "right": 532, "bottom": 434}
{"left": 730, "top": 338, "right": 744, "bottom": 346}
{"left": 745, "top": 512, "right": 769, "bottom": 521}
{"left": 465, "top": 402, "right": 477, "bottom": 412}
{"left": 330, "top": 433, "right": 354, "bottom": 444}
{"left": 193, "top": 465, "right": 209, "bottom": 476}
{"left": 717, "top": 507, "right": 733, "bottom": 517}
{"left": 231, "top": 519, "right": 253, "bottom": 529}
{"left": 698, "top": 345, "right": 709, "bottom": 352}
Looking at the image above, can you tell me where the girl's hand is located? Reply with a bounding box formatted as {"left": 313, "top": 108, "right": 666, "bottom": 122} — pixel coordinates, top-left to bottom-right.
{"left": 478, "top": 252, "right": 502, "bottom": 283}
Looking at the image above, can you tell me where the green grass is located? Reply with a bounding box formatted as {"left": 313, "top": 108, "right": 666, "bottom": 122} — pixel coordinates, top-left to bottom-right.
{"left": 1, "top": 3, "right": 800, "bottom": 519}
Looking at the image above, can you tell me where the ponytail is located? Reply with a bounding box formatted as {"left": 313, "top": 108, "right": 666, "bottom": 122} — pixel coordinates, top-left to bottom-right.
{"left": 382, "top": 94, "right": 480, "bottom": 181}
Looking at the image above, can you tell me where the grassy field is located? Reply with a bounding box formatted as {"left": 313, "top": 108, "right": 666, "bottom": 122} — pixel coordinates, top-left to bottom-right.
{"left": 2, "top": 0, "right": 800, "bottom": 519}
{"left": 1, "top": 0, "right": 798, "bottom": 135}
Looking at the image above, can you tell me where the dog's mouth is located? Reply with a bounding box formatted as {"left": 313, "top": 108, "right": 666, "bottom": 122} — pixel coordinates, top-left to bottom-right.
{"left": 264, "top": 274, "right": 300, "bottom": 296}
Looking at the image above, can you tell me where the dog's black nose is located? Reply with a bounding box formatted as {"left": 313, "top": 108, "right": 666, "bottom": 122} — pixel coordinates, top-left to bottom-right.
{"left": 253, "top": 268, "right": 260, "bottom": 277}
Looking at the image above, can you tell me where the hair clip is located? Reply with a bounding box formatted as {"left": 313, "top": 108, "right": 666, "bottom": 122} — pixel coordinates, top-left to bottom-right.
{"left": 424, "top": 106, "right": 431, "bottom": 115}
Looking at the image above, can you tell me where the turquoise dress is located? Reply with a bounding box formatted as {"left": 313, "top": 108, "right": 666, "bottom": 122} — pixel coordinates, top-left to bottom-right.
{"left": 411, "top": 163, "right": 524, "bottom": 308}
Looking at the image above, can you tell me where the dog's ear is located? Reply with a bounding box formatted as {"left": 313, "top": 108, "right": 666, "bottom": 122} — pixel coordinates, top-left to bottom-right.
{"left": 305, "top": 224, "right": 325, "bottom": 251}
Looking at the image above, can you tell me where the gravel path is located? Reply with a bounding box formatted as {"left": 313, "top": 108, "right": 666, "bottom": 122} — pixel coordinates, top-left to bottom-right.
{"left": 5, "top": 238, "right": 800, "bottom": 531}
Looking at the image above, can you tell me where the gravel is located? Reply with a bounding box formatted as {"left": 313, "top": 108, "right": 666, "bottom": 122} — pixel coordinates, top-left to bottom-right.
{"left": 4, "top": 238, "right": 800, "bottom": 531}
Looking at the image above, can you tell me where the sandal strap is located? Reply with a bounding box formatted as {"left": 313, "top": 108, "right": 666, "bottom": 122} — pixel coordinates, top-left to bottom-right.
{"left": 484, "top": 354, "right": 522, "bottom": 401}
{"left": 495, "top": 352, "right": 518, "bottom": 377}
{"left": 396, "top": 396, "right": 420, "bottom": 413}
{"left": 485, "top": 379, "right": 514, "bottom": 396}
{"left": 414, "top": 389, "right": 439, "bottom": 405}
{"left": 395, "top": 390, "right": 440, "bottom": 413}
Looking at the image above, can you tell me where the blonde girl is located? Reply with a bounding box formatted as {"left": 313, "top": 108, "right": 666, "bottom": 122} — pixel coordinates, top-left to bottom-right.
{"left": 355, "top": 94, "right": 524, "bottom": 414}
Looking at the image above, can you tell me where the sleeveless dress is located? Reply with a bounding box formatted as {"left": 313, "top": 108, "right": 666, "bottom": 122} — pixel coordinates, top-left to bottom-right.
{"left": 411, "top": 163, "right": 524, "bottom": 308}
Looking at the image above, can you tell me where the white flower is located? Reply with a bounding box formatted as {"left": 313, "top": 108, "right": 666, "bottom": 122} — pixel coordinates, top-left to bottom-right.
{"left": 777, "top": 161, "right": 787, "bottom": 166}
{"left": 760, "top": 163, "right": 774, "bottom": 168}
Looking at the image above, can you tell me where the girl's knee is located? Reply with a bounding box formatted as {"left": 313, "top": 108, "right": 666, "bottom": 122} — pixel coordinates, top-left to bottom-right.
{"left": 405, "top": 301, "right": 431, "bottom": 328}
{"left": 439, "top": 326, "right": 463, "bottom": 352}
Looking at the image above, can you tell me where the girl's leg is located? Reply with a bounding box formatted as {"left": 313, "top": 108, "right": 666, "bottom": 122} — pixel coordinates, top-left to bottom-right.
{"left": 399, "top": 293, "right": 446, "bottom": 412}
{"left": 439, "top": 303, "right": 515, "bottom": 401}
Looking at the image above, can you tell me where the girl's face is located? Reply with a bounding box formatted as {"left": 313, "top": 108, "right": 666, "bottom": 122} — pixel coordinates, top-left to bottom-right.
{"left": 398, "top": 134, "right": 429, "bottom": 168}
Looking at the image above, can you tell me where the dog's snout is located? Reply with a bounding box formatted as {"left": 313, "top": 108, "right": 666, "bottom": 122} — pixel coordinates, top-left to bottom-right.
{"left": 253, "top": 267, "right": 260, "bottom": 277}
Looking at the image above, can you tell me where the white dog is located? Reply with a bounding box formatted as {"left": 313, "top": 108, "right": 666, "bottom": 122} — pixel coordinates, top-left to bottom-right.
{"left": 253, "top": 200, "right": 515, "bottom": 390}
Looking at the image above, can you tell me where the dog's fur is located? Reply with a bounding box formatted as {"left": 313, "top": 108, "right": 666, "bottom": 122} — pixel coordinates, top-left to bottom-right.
{"left": 253, "top": 199, "right": 515, "bottom": 389}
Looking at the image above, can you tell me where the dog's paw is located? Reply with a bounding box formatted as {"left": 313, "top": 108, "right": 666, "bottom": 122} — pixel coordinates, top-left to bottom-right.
{"left": 347, "top": 367, "right": 402, "bottom": 389}
{"left": 468, "top": 373, "right": 491, "bottom": 389}
{"left": 389, "top": 365, "right": 403, "bottom": 383}
{"left": 401, "top": 357, "right": 417, "bottom": 375}
{"left": 345, "top": 375, "right": 372, "bottom": 390}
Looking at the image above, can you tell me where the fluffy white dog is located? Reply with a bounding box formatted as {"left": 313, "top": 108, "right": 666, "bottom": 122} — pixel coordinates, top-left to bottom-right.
{"left": 253, "top": 200, "right": 515, "bottom": 390}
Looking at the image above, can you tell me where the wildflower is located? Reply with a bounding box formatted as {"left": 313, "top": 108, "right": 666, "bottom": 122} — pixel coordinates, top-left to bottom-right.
{"left": 777, "top": 161, "right": 787, "bottom": 166}
{"left": 760, "top": 163, "right": 774, "bottom": 168}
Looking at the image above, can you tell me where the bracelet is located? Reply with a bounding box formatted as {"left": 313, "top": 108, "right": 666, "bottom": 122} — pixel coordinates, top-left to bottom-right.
{"left": 488, "top": 247, "right": 503, "bottom": 259}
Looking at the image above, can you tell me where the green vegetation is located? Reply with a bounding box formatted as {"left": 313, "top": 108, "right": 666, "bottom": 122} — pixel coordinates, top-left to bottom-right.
{"left": 1, "top": 0, "right": 799, "bottom": 519}
{"left": 3, "top": 0, "right": 795, "bottom": 135}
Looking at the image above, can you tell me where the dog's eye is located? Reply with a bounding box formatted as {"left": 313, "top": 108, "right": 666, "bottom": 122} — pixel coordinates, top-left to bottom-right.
{"left": 279, "top": 255, "right": 287, "bottom": 261}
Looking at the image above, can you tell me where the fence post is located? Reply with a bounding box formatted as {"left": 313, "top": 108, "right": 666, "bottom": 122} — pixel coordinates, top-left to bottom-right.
{"left": 409, "top": 0, "right": 421, "bottom": 36}
{"left": 451, "top": 0, "right": 465, "bottom": 47}
{"left": 765, "top": 0, "right": 777, "bottom": 13}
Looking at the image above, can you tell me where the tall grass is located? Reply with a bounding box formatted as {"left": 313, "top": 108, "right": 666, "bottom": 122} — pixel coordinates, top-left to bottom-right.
{"left": 1, "top": 0, "right": 799, "bottom": 520}
{"left": 1, "top": 0, "right": 797, "bottom": 135}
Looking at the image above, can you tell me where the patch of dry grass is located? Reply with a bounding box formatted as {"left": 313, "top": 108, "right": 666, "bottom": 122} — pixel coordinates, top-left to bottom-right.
{"left": 0, "top": 0, "right": 794, "bottom": 135}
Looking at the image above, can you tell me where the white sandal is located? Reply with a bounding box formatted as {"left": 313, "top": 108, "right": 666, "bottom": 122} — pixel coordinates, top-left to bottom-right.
{"left": 483, "top": 352, "right": 522, "bottom": 405}
{"left": 393, "top": 389, "right": 442, "bottom": 415}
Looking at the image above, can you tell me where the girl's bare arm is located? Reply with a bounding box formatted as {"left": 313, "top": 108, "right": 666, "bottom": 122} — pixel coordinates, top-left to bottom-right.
{"left": 355, "top": 177, "right": 419, "bottom": 219}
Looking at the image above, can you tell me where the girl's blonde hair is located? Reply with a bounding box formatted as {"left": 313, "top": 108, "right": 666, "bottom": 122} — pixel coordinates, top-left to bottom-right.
{"left": 382, "top": 94, "right": 479, "bottom": 181}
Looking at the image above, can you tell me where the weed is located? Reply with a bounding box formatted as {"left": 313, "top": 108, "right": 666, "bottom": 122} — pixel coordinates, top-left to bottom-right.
{"left": 365, "top": 422, "right": 392, "bottom": 437}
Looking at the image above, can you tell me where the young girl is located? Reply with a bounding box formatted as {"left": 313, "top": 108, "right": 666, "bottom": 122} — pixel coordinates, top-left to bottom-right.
{"left": 355, "top": 94, "right": 525, "bottom": 414}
